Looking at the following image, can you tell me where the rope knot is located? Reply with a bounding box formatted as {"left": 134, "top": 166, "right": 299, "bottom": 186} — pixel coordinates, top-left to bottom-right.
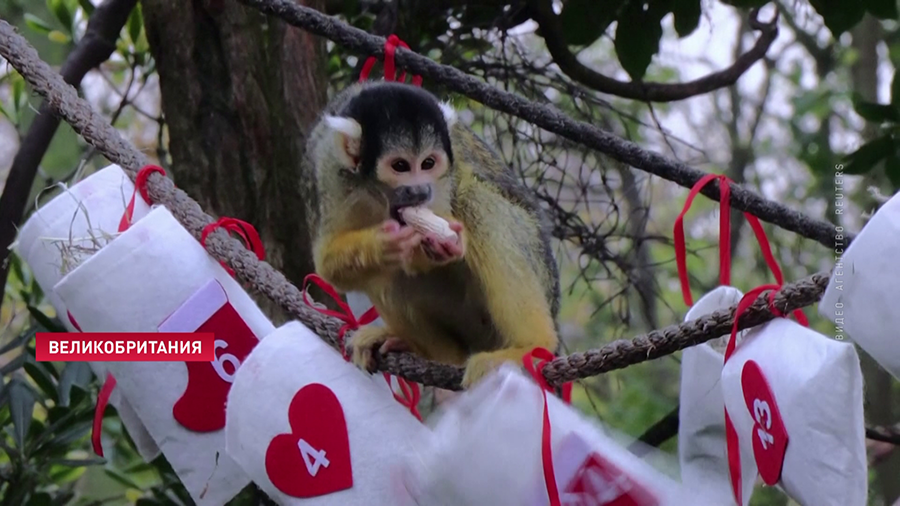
{"left": 301, "top": 274, "right": 378, "bottom": 360}
{"left": 118, "top": 164, "right": 166, "bottom": 233}
{"left": 359, "top": 34, "right": 423, "bottom": 86}
{"left": 200, "top": 217, "right": 265, "bottom": 276}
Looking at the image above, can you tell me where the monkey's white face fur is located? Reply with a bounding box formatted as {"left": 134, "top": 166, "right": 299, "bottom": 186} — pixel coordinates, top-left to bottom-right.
{"left": 324, "top": 100, "right": 458, "bottom": 190}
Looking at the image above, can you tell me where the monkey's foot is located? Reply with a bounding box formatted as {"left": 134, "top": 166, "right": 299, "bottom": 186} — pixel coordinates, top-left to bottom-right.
{"left": 462, "top": 348, "right": 536, "bottom": 389}
{"left": 348, "top": 325, "right": 391, "bottom": 373}
{"left": 379, "top": 337, "right": 411, "bottom": 355}
{"left": 348, "top": 326, "right": 411, "bottom": 373}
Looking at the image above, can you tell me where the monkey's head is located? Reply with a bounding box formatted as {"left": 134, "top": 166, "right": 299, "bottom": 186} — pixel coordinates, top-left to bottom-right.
{"left": 321, "top": 82, "right": 458, "bottom": 223}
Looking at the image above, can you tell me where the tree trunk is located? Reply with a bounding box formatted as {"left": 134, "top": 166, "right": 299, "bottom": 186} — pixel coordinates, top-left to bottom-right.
{"left": 141, "top": 0, "right": 329, "bottom": 324}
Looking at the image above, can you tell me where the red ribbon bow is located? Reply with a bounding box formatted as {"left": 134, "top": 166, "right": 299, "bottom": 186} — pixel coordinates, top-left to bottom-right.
{"left": 118, "top": 164, "right": 166, "bottom": 233}
{"left": 200, "top": 217, "right": 266, "bottom": 276}
{"left": 359, "top": 34, "right": 423, "bottom": 86}
{"left": 673, "top": 174, "right": 808, "bottom": 324}
{"left": 523, "top": 347, "right": 567, "bottom": 506}
{"left": 301, "top": 274, "right": 422, "bottom": 420}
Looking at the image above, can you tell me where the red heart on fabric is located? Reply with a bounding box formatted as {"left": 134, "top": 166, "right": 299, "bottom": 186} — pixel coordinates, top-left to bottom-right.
{"left": 741, "top": 360, "right": 788, "bottom": 486}
{"left": 165, "top": 280, "right": 260, "bottom": 432}
{"left": 562, "top": 451, "right": 659, "bottom": 506}
{"left": 265, "top": 383, "right": 353, "bottom": 498}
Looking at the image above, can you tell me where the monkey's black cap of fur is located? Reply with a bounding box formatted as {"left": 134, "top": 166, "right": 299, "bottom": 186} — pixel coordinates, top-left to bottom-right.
{"left": 339, "top": 82, "right": 454, "bottom": 176}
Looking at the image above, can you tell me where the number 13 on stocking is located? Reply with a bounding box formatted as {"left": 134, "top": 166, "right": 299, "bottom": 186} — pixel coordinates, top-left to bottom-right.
{"left": 159, "top": 279, "right": 260, "bottom": 432}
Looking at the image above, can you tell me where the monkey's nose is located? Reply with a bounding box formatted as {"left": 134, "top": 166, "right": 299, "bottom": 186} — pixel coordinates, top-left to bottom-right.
{"left": 392, "top": 184, "right": 432, "bottom": 208}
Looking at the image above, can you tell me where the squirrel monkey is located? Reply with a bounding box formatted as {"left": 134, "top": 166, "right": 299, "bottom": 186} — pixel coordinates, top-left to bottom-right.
{"left": 305, "top": 80, "right": 560, "bottom": 388}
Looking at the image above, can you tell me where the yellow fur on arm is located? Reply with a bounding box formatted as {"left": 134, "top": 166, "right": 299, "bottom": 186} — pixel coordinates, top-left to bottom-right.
{"left": 313, "top": 227, "right": 384, "bottom": 292}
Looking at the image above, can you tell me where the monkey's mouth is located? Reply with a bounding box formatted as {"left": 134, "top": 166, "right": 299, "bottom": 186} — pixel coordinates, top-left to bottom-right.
{"left": 390, "top": 205, "right": 410, "bottom": 225}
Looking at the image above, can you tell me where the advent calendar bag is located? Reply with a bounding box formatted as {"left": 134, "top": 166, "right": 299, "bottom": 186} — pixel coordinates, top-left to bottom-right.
{"left": 225, "top": 321, "right": 430, "bottom": 505}
{"left": 54, "top": 206, "right": 274, "bottom": 505}
{"left": 678, "top": 286, "right": 756, "bottom": 506}
{"left": 820, "top": 189, "right": 900, "bottom": 380}
{"left": 15, "top": 164, "right": 157, "bottom": 460}
{"left": 398, "top": 363, "right": 694, "bottom": 506}
{"left": 721, "top": 317, "right": 866, "bottom": 506}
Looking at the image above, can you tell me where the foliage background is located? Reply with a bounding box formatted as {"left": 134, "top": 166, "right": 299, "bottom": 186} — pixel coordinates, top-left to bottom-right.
{"left": 0, "top": 0, "right": 897, "bottom": 504}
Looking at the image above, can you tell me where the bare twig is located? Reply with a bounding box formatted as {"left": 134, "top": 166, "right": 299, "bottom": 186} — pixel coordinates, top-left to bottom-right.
{"left": 0, "top": 0, "right": 137, "bottom": 313}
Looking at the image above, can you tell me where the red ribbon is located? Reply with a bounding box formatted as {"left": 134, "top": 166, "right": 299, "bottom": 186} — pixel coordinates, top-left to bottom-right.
{"left": 68, "top": 306, "right": 112, "bottom": 458}
{"left": 118, "top": 165, "right": 166, "bottom": 233}
{"left": 92, "top": 373, "right": 117, "bottom": 457}
{"left": 359, "top": 34, "right": 423, "bottom": 86}
{"left": 674, "top": 174, "right": 808, "bottom": 323}
{"left": 200, "top": 217, "right": 266, "bottom": 276}
{"left": 523, "top": 347, "right": 563, "bottom": 506}
{"left": 383, "top": 372, "right": 422, "bottom": 422}
{"left": 721, "top": 283, "right": 801, "bottom": 505}
{"left": 301, "top": 274, "right": 422, "bottom": 419}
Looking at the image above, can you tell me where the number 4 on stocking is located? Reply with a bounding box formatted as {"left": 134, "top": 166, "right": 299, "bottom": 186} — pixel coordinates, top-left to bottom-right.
{"left": 265, "top": 383, "right": 353, "bottom": 497}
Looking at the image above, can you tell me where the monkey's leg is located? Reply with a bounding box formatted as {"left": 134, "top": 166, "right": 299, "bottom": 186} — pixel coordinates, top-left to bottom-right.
{"left": 462, "top": 249, "right": 559, "bottom": 388}
{"left": 347, "top": 325, "right": 417, "bottom": 373}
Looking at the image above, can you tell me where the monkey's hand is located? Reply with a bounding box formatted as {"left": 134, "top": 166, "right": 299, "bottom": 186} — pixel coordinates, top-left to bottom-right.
{"left": 378, "top": 219, "right": 424, "bottom": 269}
{"left": 421, "top": 221, "right": 465, "bottom": 264}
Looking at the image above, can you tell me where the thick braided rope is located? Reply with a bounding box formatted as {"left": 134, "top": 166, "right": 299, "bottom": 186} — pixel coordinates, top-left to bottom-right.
{"left": 0, "top": 20, "right": 832, "bottom": 391}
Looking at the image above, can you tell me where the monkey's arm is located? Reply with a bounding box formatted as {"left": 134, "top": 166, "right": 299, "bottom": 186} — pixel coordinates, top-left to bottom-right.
{"left": 313, "top": 227, "right": 389, "bottom": 293}
{"left": 460, "top": 220, "right": 559, "bottom": 387}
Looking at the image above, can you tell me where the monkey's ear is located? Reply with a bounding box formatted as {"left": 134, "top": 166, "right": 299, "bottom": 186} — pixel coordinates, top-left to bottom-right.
{"left": 439, "top": 101, "right": 458, "bottom": 129}
{"left": 324, "top": 115, "right": 362, "bottom": 168}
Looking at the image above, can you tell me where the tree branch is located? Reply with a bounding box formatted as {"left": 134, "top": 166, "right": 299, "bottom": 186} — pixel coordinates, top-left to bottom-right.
{"left": 0, "top": 0, "right": 137, "bottom": 314}
{"left": 526, "top": 0, "right": 780, "bottom": 102}
{"left": 236, "top": 0, "right": 846, "bottom": 251}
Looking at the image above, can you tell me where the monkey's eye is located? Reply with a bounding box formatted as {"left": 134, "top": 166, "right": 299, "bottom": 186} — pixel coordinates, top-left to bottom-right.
{"left": 391, "top": 160, "right": 411, "bottom": 172}
{"left": 421, "top": 157, "right": 436, "bottom": 170}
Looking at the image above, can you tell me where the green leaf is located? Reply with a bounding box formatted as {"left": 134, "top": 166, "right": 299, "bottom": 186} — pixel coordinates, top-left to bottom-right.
{"left": 12, "top": 76, "right": 25, "bottom": 116}
{"left": 50, "top": 456, "right": 107, "bottom": 466}
{"left": 105, "top": 467, "right": 143, "bottom": 489}
{"left": 57, "top": 362, "right": 92, "bottom": 407}
{"left": 45, "top": 419, "right": 92, "bottom": 447}
{"left": 0, "top": 325, "right": 36, "bottom": 355}
{"left": 884, "top": 152, "right": 900, "bottom": 188}
{"left": 866, "top": 0, "right": 899, "bottom": 19}
{"left": 851, "top": 92, "right": 900, "bottom": 123}
{"left": 809, "top": 0, "right": 866, "bottom": 35}
{"left": 0, "top": 352, "right": 27, "bottom": 375}
{"left": 127, "top": 4, "right": 143, "bottom": 46}
{"left": 23, "top": 13, "right": 53, "bottom": 35}
{"left": 842, "top": 135, "right": 894, "bottom": 174}
{"left": 47, "top": 0, "right": 74, "bottom": 33}
{"left": 24, "top": 359, "right": 58, "bottom": 403}
{"left": 559, "top": 0, "right": 625, "bottom": 46}
{"left": 27, "top": 305, "right": 66, "bottom": 332}
{"left": 78, "top": 0, "right": 95, "bottom": 16}
{"left": 8, "top": 378, "right": 36, "bottom": 449}
{"left": 615, "top": 1, "right": 667, "bottom": 81}
{"left": 672, "top": 0, "right": 702, "bottom": 37}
